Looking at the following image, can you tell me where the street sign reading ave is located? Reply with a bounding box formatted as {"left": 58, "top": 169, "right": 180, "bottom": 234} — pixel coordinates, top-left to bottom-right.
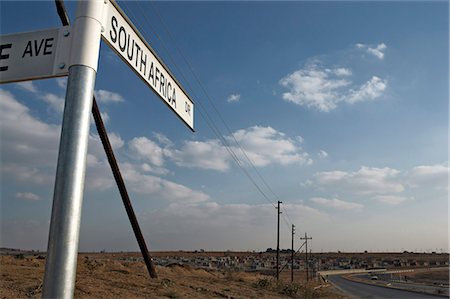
{"left": 102, "top": 0, "right": 194, "bottom": 130}
{"left": 0, "top": 26, "right": 72, "bottom": 84}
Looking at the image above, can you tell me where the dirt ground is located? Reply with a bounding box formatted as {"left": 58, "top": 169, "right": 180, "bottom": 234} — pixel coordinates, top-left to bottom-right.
{"left": 403, "top": 267, "right": 449, "bottom": 285}
{"left": 0, "top": 253, "right": 345, "bottom": 298}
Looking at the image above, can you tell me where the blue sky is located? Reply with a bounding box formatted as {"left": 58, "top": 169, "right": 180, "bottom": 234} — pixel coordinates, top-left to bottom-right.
{"left": 0, "top": 1, "right": 448, "bottom": 253}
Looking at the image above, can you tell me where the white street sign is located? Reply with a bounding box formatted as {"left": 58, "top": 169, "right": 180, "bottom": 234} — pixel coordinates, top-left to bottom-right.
{"left": 102, "top": 0, "right": 194, "bottom": 130}
{"left": 0, "top": 26, "right": 72, "bottom": 84}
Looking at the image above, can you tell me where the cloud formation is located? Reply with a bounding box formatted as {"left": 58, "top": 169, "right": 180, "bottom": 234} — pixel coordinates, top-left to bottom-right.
{"left": 311, "top": 166, "right": 404, "bottom": 195}
{"left": 279, "top": 43, "right": 388, "bottom": 112}
{"left": 408, "top": 164, "right": 448, "bottom": 190}
{"left": 231, "top": 126, "right": 311, "bottom": 167}
{"left": 119, "top": 162, "right": 209, "bottom": 203}
{"left": 129, "top": 137, "right": 165, "bottom": 167}
{"left": 346, "top": 76, "right": 387, "bottom": 104}
{"left": 305, "top": 163, "right": 448, "bottom": 208}
{"left": 94, "top": 89, "right": 124, "bottom": 103}
{"left": 227, "top": 93, "right": 241, "bottom": 103}
{"left": 0, "top": 89, "right": 60, "bottom": 184}
{"left": 15, "top": 192, "right": 40, "bottom": 201}
{"left": 356, "top": 43, "right": 387, "bottom": 60}
{"left": 167, "top": 126, "right": 311, "bottom": 171}
{"left": 309, "top": 197, "right": 363, "bottom": 211}
{"left": 280, "top": 63, "right": 351, "bottom": 111}
{"left": 318, "top": 150, "right": 328, "bottom": 159}
{"left": 280, "top": 62, "right": 387, "bottom": 112}
{"left": 16, "top": 82, "right": 38, "bottom": 93}
{"left": 373, "top": 195, "right": 412, "bottom": 205}
{"left": 0, "top": 88, "right": 209, "bottom": 204}
{"left": 169, "top": 139, "right": 230, "bottom": 171}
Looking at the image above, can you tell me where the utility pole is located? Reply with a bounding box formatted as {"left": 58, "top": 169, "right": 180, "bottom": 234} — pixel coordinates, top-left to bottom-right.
{"left": 300, "top": 232, "right": 312, "bottom": 282}
{"left": 276, "top": 201, "right": 282, "bottom": 281}
{"left": 291, "top": 224, "right": 295, "bottom": 282}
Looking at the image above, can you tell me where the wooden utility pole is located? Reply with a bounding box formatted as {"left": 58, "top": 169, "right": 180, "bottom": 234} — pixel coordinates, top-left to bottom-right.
{"left": 300, "top": 232, "right": 312, "bottom": 281}
{"left": 291, "top": 224, "right": 295, "bottom": 282}
{"left": 276, "top": 201, "right": 282, "bottom": 281}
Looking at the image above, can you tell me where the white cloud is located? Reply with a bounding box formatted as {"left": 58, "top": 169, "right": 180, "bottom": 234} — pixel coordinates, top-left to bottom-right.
{"left": 0, "top": 89, "right": 60, "bottom": 184}
{"left": 279, "top": 63, "right": 351, "bottom": 112}
{"left": 357, "top": 43, "right": 387, "bottom": 60}
{"left": 0, "top": 89, "right": 205, "bottom": 203}
{"left": 280, "top": 62, "right": 387, "bottom": 112}
{"left": 408, "top": 164, "right": 448, "bottom": 190}
{"left": 84, "top": 132, "right": 128, "bottom": 190}
{"left": 169, "top": 139, "right": 230, "bottom": 171}
{"left": 310, "top": 197, "right": 363, "bottom": 211}
{"left": 128, "top": 137, "right": 165, "bottom": 167}
{"left": 168, "top": 126, "right": 311, "bottom": 171}
{"left": 346, "top": 76, "right": 387, "bottom": 104}
{"left": 333, "top": 68, "right": 352, "bottom": 76}
{"left": 88, "top": 132, "right": 124, "bottom": 159}
{"left": 1, "top": 110, "right": 124, "bottom": 191}
{"left": 90, "top": 111, "right": 110, "bottom": 125}
{"left": 306, "top": 163, "right": 448, "bottom": 206}
{"left": 311, "top": 166, "right": 404, "bottom": 195}
{"left": 39, "top": 93, "right": 65, "bottom": 113}
{"left": 279, "top": 48, "right": 388, "bottom": 111}
{"left": 15, "top": 82, "right": 38, "bottom": 93}
{"left": 227, "top": 93, "right": 241, "bottom": 103}
{"left": 373, "top": 195, "right": 412, "bottom": 205}
{"left": 14, "top": 81, "right": 65, "bottom": 113}
{"left": 94, "top": 89, "right": 124, "bottom": 103}
{"left": 100, "top": 111, "right": 110, "bottom": 124}
{"left": 56, "top": 78, "right": 67, "bottom": 89}
{"left": 84, "top": 154, "right": 115, "bottom": 190}
{"left": 230, "top": 126, "right": 312, "bottom": 167}
{"left": 318, "top": 150, "right": 328, "bottom": 159}
{"left": 2, "top": 164, "right": 52, "bottom": 185}
{"left": 119, "top": 162, "right": 209, "bottom": 203}
{"left": 15, "top": 192, "right": 40, "bottom": 201}
{"left": 153, "top": 132, "right": 173, "bottom": 147}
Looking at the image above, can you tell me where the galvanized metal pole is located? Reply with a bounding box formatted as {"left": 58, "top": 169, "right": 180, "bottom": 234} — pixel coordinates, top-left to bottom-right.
{"left": 53, "top": 0, "right": 158, "bottom": 280}
{"left": 42, "top": 0, "right": 105, "bottom": 298}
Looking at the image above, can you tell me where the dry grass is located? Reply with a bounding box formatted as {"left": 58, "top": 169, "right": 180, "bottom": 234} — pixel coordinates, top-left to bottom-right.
{"left": 0, "top": 253, "right": 344, "bottom": 298}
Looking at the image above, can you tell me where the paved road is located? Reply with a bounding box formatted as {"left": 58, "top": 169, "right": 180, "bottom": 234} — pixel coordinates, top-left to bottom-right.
{"left": 328, "top": 275, "right": 446, "bottom": 299}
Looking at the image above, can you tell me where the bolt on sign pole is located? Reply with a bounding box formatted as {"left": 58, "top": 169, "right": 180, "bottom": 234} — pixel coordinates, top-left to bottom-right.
{"left": 42, "top": 0, "right": 105, "bottom": 298}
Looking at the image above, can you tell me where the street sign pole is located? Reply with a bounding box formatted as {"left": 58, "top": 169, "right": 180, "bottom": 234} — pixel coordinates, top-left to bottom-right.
{"left": 42, "top": 0, "right": 105, "bottom": 298}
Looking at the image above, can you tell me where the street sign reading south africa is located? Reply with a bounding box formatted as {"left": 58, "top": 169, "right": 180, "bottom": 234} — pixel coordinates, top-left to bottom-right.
{"left": 102, "top": 0, "right": 194, "bottom": 130}
{"left": 0, "top": 26, "right": 72, "bottom": 84}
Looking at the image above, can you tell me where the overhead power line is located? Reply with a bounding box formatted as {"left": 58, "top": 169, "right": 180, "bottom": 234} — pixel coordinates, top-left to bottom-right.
{"left": 120, "top": 2, "right": 302, "bottom": 243}
{"left": 120, "top": 1, "right": 283, "bottom": 210}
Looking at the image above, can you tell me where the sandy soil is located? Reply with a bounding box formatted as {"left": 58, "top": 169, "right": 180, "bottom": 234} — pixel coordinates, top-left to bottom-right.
{"left": 403, "top": 268, "right": 449, "bottom": 285}
{"left": 0, "top": 253, "right": 345, "bottom": 298}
